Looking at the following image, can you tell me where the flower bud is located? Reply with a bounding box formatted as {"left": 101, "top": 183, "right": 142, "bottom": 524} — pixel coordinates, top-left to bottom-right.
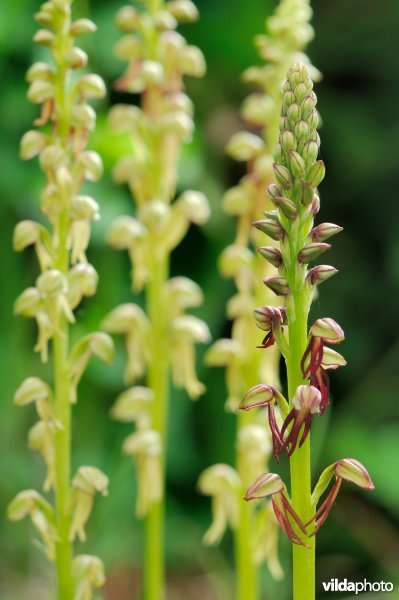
{"left": 70, "top": 18, "right": 97, "bottom": 36}
{"left": 115, "top": 6, "right": 141, "bottom": 31}
{"left": 20, "top": 130, "right": 48, "bottom": 160}
{"left": 66, "top": 47, "right": 88, "bottom": 69}
{"left": 244, "top": 473, "right": 283, "bottom": 500}
{"left": 70, "top": 196, "right": 100, "bottom": 221}
{"left": 222, "top": 185, "right": 253, "bottom": 215}
{"left": 178, "top": 45, "right": 206, "bottom": 78}
{"left": 142, "top": 60, "right": 165, "bottom": 86}
{"left": 175, "top": 190, "right": 210, "bottom": 225}
{"left": 68, "top": 263, "right": 99, "bottom": 309}
{"left": 75, "top": 74, "right": 106, "bottom": 99}
{"left": 172, "top": 315, "right": 211, "bottom": 344}
{"left": 257, "top": 246, "right": 283, "bottom": 268}
{"left": 27, "top": 80, "right": 54, "bottom": 104}
{"left": 253, "top": 219, "right": 285, "bottom": 241}
{"left": 167, "top": 0, "right": 199, "bottom": 22}
{"left": 310, "top": 222, "right": 343, "bottom": 242}
{"left": 154, "top": 10, "right": 177, "bottom": 30}
{"left": 301, "top": 93, "right": 317, "bottom": 119}
{"left": 292, "top": 385, "right": 321, "bottom": 414}
{"left": 298, "top": 242, "right": 331, "bottom": 264}
{"left": 73, "top": 555, "right": 105, "bottom": 596}
{"left": 253, "top": 155, "right": 273, "bottom": 180}
{"left": 267, "top": 183, "right": 282, "bottom": 201}
{"left": 107, "top": 216, "right": 146, "bottom": 250}
{"left": 280, "top": 130, "right": 296, "bottom": 153}
{"left": 226, "top": 132, "right": 263, "bottom": 161}
{"left": 282, "top": 90, "right": 295, "bottom": 110}
{"left": 239, "top": 384, "right": 281, "bottom": 411}
{"left": 263, "top": 276, "right": 290, "bottom": 296}
{"left": 37, "top": 270, "right": 66, "bottom": 297}
{"left": 289, "top": 151, "right": 305, "bottom": 177}
{"left": 14, "top": 287, "right": 41, "bottom": 316}
{"left": 101, "top": 303, "right": 149, "bottom": 334}
{"left": 300, "top": 181, "right": 315, "bottom": 206}
{"left": 79, "top": 151, "right": 103, "bottom": 182}
{"left": 241, "top": 93, "right": 273, "bottom": 126}
{"left": 204, "top": 338, "right": 241, "bottom": 367}
{"left": 26, "top": 62, "right": 52, "bottom": 83}
{"left": 14, "top": 377, "right": 51, "bottom": 407}
{"left": 335, "top": 459, "right": 375, "bottom": 490}
{"left": 219, "top": 245, "right": 253, "bottom": 277}
{"left": 306, "top": 265, "right": 338, "bottom": 285}
{"left": 39, "top": 145, "right": 66, "bottom": 173}
{"left": 110, "top": 386, "right": 153, "bottom": 423}
{"left": 273, "top": 196, "right": 298, "bottom": 220}
{"left": 33, "top": 29, "right": 54, "bottom": 47}
{"left": 305, "top": 160, "right": 325, "bottom": 187}
{"left": 310, "top": 318, "right": 344, "bottom": 344}
{"left": 273, "top": 163, "right": 292, "bottom": 188}
{"left": 287, "top": 102, "right": 301, "bottom": 124}
{"left": 302, "top": 140, "right": 319, "bottom": 164}
{"left": 165, "top": 276, "right": 203, "bottom": 309}
{"left": 72, "top": 466, "right": 109, "bottom": 496}
{"left": 114, "top": 34, "right": 143, "bottom": 61}
{"left": 295, "top": 120, "right": 309, "bottom": 141}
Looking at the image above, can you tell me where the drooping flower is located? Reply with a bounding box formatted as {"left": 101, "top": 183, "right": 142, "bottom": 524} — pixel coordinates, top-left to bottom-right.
{"left": 253, "top": 305, "right": 287, "bottom": 350}
{"left": 280, "top": 385, "right": 321, "bottom": 455}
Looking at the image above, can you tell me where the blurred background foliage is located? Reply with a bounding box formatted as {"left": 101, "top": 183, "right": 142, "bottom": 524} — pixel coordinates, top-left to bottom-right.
{"left": 1, "top": 0, "right": 399, "bottom": 598}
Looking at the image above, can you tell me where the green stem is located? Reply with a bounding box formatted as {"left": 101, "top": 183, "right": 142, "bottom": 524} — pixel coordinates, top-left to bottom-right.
{"left": 145, "top": 250, "right": 169, "bottom": 600}
{"left": 286, "top": 289, "right": 315, "bottom": 600}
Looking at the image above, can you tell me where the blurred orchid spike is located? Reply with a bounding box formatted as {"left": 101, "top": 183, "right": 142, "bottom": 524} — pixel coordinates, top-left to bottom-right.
{"left": 244, "top": 473, "right": 309, "bottom": 548}
{"left": 301, "top": 318, "right": 345, "bottom": 413}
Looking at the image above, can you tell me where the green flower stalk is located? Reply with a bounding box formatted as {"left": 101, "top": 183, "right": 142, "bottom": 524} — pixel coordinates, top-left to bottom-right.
{"left": 102, "top": 1, "right": 209, "bottom": 598}
{"left": 8, "top": 2, "right": 113, "bottom": 599}
{"left": 240, "top": 62, "right": 375, "bottom": 600}
{"left": 200, "top": 2, "right": 318, "bottom": 598}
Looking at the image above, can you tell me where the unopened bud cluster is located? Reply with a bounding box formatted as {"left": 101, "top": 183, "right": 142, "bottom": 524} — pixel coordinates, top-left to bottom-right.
{"left": 241, "top": 63, "right": 374, "bottom": 547}
{"left": 104, "top": 0, "right": 210, "bottom": 519}
{"left": 9, "top": 1, "right": 112, "bottom": 596}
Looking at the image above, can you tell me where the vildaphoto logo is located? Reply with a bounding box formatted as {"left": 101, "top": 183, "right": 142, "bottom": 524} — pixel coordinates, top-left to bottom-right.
{"left": 322, "top": 579, "right": 394, "bottom": 594}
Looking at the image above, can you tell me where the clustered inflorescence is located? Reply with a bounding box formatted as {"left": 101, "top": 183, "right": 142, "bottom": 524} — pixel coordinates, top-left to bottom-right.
{"left": 8, "top": 0, "right": 114, "bottom": 597}
{"left": 239, "top": 62, "right": 374, "bottom": 547}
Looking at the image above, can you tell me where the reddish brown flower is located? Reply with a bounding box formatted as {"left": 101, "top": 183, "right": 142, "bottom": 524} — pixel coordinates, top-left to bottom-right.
{"left": 281, "top": 385, "right": 321, "bottom": 455}
{"left": 253, "top": 305, "right": 286, "bottom": 349}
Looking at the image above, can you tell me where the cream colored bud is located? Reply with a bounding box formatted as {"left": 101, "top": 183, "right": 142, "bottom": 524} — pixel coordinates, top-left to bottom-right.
{"left": 26, "top": 62, "right": 52, "bottom": 83}
{"left": 141, "top": 61, "right": 165, "bottom": 86}
{"left": 107, "top": 216, "right": 147, "bottom": 250}
{"left": 241, "top": 93, "right": 274, "bottom": 126}
{"left": 36, "top": 269, "right": 66, "bottom": 297}
{"left": 175, "top": 190, "right": 210, "bottom": 225}
{"left": 66, "top": 47, "right": 88, "bottom": 69}
{"left": 71, "top": 195, "right": 100, "bottom": 221}
{"left": 160, "top": 30, "right": 186, "bottom": 55}
{"left": 114, "top": 34, "right": 143, "bottom": 61}
{"left": 14, "top": 287, "right": 41, "bottom": 317}
{"left": 20, "top": 130, "right": 48, "bottom": 160}
{"left": 68, "top": 263, "right": 99, "bottom": 309}
{"left": 226, "top": 131, "right": 263, "bottom": 161}
{"left": 254, "top": 154, "right": 273, "bottom": 180}
{"left": 165, "top": 277, "right": 203, "bottom": 309}
{"left": 226, "top": 293, "right": 254, "bottom": 319}
{"left": 72, "top": 466, "right": 109, "bottom": 496}
{"left": 172, "top": 315, "right": 211, "bottom": 344}
{"left": 138, "top": 200, "right": 169, "bottom": 230}
{"left": 73, "top": 555, "right": 105, "bottom": 600}
{"left": 165, "top": 92, "right": 193, "bottom": 115}
{"left": 13, "top": 220, "right": 47, "bottom": 252}
{"left": 33, "top": 29, "right": 54, "bottom": 46}
{"left": 204, "top": 338, "right": 241, "bottom": 367}
{"left": 219, "top": 244, "right": 254, "bottom": 278}
{"left": 222, "top": 185, "right": 252, "bottom": 215}
{"left": 71, "top": 332, "right": 115, "bottom": 370}
{"left": 115, "top": 6, "right": 141, "bottom": 31}
{"left": 101, "top": 303, "right": 149, "bottom": 334}
{"left": 39, "top": 144, "right": 66, "bottom": 172}
{"left": 27, "top": 80, "right": 54, "bottom": 104}
{"left": 75, "top": 74, "right": 106, "bottom": 99}
{"left": 108, "top": 104, "right": 142, "bottom": 132}
{"left": 110, "top": 386, "right": 153, "bottom": 423}
{"left": 112, "top": 156, "right": 143, "bottom": 184}
{"left": 70, "top": 18, "right": 97, "bottom": 36}
{"left": 14, "top": 377, "right": 51, "bottom": 407}
{"left": 167, "top": 0, "right": 199, "bottom": 22}
{"left": 34, "top": 8, "right": 54, "bottom": 27}
{"left": 161, "top": 111, "right": 193, "bottom": 140}
{"left": 154, "top": 10, "right": 177, "bottom": 30}
{"left": 178, "top": 45, "right": 206, "bottom": 77}
{"left": 72, "top": 104, "right": 96, "bottom": 130}
{"left": 78, "top": 151, "right": 103, "bottom": 182}
{"left": 123, "top": 429, "right": 162, "bottom": 457}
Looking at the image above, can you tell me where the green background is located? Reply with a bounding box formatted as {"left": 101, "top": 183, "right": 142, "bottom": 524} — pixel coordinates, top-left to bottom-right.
{"left": 1, "top": 0, "right": 399, "bottom": 598}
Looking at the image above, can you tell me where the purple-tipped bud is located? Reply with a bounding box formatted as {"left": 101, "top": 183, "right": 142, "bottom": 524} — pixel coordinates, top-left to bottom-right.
{"left": 334, "top": 459, "right": 375, "bottom": 491}
{"left": 302, "top": 140, "right": 319, "bottom": 164}
{"left": 292, "top": 385, "right": 321, "bottom": 415}
{"left": 257, "top": 246, "right": 283, "bottom": 268}
{"left": 263, "top": 209, "right": 279, "bottom": 222}
{"left": 279, "top": 115, "right": 289, "bottom": 132}
{"left": 310, "top": 318, "right": 344, "bottom": 344}
{"left": 280, "top": 130, "right": 296, "bottom": 153}
{"left": 310, "top": 222, "right": 343, "bottom": 242}
{"left": 264, "top": 276, "right": 290, "bottom": 296}
{"left": 273, "top": 163, "right": 292, "bottom": 188}
{"left": 311, "top": 194, "right": 320, "bottom": 215}
{"left": 253, "top": 219, "right": 285, "bottom": 241}
{"left": 253, "top": 306, "right": 277, "bottom": 331}
{"left": 239, "top": 384, "right": 279, "bottom": 411}
{"left": 307, "top": 265, "right": 338, "bottom": 285}
{"left": 301, "top": 182, "right": 314, "bottom": 206}
{"left": 298, "top": 242, "right": 331, "bottom": 264}
{"left": 273, "top": 142, "right": 284, "bottom": 164}
{"left": 301, "top": 93, "right": 317, "bottom": 118}
{"left": 305, "top": 160, "right": 325, "bottom": 187}
{"left": 308, "top": 110, "right": 318, "bottom": 130}
{"left": 273, "top": 196, "right": 298, "bottom": 220}
{"left": 244, "top": 472, "right": 284, "bottom": 500}
{"left": 287, "top": 102, "right": 301, "bottom": 124}
{"left": 294, "top": 83, "right": 308, "bottom": 102}
{"left": 283, "top": 90, "right": 295, "bottom": 110}
{"left": 289, "top": 151, "right": 305, "bottom": 177}
{"left": 267, "top": 183, "right": 282, "bottom": 201}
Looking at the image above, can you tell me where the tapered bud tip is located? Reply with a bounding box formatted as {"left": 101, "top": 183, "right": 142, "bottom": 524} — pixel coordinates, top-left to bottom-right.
{"left": 257, "top": 246, "right": 283, "bottom": 268}
{"left": 263, "top": 276, "right": 290, "bottom": 296}
{"left": 244, "top": 473, "right": 283, "bottom": 501}
{"left": 310, "top": 318, "right": 344, "bottom": 344}
{"left": 292, "top": 385, "right": 321, "bottom": 414}
{"left": 307, "top": 265, "right": 338, "bottom": 285}
{"left": 335, "top": 459, "right": 375, "bottom": 491}
{"left": 311, "top": 222, "right": 343, "bottom": 242}
{"left": 298, "top": 243, "right": 331, "bottom": 264}
{"left": 239, "top": 384, "right": 278, "bottom": 411}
